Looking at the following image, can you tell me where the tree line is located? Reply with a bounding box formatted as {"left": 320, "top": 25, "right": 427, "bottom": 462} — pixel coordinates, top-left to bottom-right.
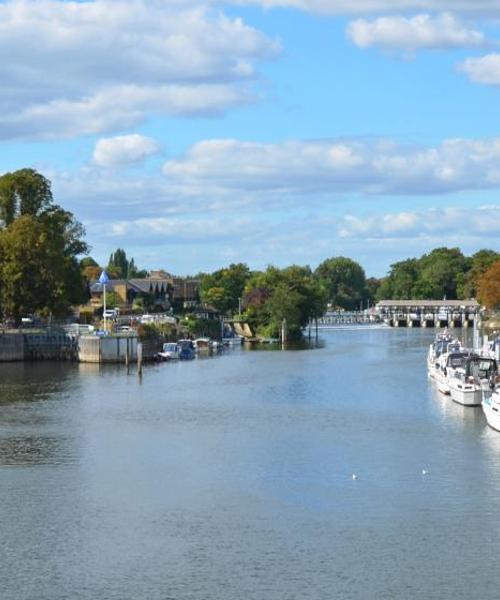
{"left": 1, "top": 169, "right": 500, "bottom": 330}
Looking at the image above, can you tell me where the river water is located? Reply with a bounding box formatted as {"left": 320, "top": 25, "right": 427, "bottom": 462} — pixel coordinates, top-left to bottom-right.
{"left": 1, "top": 328, "right": 500, "bottom": 599}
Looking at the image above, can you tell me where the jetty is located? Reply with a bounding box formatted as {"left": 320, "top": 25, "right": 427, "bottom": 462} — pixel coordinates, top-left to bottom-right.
{"left": 376, "top": 300, "right": 479, "bottom": 328}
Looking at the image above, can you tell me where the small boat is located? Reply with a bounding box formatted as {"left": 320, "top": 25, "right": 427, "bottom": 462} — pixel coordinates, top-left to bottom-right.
{"left": 193, "top": 337, "right": 211, "bottom": 352}
{"left": 427, "top": 331, "right": 455, "bottom": 378}
{"left": 449, "top": 356, "right": 497, "bottom": 406}
{"left": 222, "top": 335, "right": 244, "bottom": 346}
{"left": 178, "top": 339, "right": 196, "bottom": 360}
{"left": 435, "top": 349, "right": 473, "bottom": 395}
{"left": 482, "top": 381, "right": 500, "bottom": 431}
{"left": 155, "top": 342, "right": 180, "bottom": 361}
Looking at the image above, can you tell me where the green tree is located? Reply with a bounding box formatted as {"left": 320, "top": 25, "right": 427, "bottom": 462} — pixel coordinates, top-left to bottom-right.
{"left": 0, "top": 214, "right": 88, "bottom": 320}
{"left": 0, "top": 169, "right": 53, "bottom": 225}
{"left": 314, "top": 256, "right": 366, "bottom": 310}
{"left": 0, "top": 170, "right": 88, "bottom": 322}
{"left": 200, "top": 263, "right": 250, "bottom": 315}
{"left": 243, "top": 265, "right": 327, "bottom": 339}
{"left": 107, "top": 248, "right": 147, "bottom": 279}
{"left": 417, "top": 247, "right": 467, "bottom": 299}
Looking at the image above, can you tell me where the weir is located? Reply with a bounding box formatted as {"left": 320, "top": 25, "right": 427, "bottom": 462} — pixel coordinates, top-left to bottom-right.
{"left": 376, "top": 300, "right": 479, "bottom": 328}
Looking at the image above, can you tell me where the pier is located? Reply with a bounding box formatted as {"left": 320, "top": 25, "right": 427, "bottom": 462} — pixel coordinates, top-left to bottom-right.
{"left": 376, "top": 300, "right": 479, "bottom": 328}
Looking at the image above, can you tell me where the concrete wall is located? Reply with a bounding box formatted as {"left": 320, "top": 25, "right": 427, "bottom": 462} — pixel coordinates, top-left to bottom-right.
{"left": 78, "top": 335, "right": 138, "bottom": 363}
{"left": 24, "top": 332, "right": 77, "bottom": 361}
{"left": 0, "top": 333, "right": 25, "bottom": 362}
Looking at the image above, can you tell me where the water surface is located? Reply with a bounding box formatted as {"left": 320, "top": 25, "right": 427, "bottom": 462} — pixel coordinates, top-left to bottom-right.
{"left": 1, "top": 329, "right": 499, "bottom": 599}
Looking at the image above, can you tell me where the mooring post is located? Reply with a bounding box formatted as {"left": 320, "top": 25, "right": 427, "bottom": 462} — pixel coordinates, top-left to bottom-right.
{"left": 137, "top": 341, "right": 143, "bottom": 376}
{"left": 281, "top": 318, "right": 287, "bottom": 349}
{"left": 125, "top": 337, "right": 130, "bottom": 372}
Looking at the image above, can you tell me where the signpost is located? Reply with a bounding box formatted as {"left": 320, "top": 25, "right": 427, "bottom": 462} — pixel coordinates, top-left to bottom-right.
{"left": 99, "top": 270, "right": 110, "bottom": 332}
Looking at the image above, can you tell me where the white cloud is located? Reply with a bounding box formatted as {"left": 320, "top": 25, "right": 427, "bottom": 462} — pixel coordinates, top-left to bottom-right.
{"left": 163, "top": 136, "right": 500, "bottom": 196}
{"left": 347, "top": 13, "right": 486, "bottom": 52}
{"left": 0, "top": 0, "right": 279, "bottom": 140}
{"left": 338, "top": 206, "right": 500, "bottom": 239}
{"left": 460, "top": 53, "right": 500, "bottom": 85}
{"left": 93, "top": 134, "right": 161, "bottom": 167}
{"left": 229, "top": 0, "right": 500, "bottom": 16}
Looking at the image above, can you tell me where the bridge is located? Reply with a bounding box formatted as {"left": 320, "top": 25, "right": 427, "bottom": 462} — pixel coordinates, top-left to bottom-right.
{"left": 375, "top": 300, "right": 479, "bottom": 328}
{"left": 316, "top": 311, "right": 381, "bottom": 327}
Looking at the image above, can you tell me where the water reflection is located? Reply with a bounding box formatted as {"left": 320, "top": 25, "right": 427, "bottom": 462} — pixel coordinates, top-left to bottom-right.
{"left": 2, "top": 329, "right": 500, "bottom": 599}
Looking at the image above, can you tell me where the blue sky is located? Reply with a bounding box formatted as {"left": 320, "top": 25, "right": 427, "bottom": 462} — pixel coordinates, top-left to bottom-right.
{"left": 1, "top": 0, "right": 500, "bottom": 276}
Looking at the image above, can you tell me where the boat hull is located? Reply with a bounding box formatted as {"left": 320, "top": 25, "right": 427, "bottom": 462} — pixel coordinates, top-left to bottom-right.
{"left": 482, "top": 396, "right": 500, "bottom": 431}
{"left": 450, "top": 383, "right": 482, "bottom": 406}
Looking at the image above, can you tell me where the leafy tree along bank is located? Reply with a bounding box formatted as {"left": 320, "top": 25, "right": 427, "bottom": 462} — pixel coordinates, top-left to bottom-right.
{"left": 0, "top": 169, "right": 88, "bottom": 322}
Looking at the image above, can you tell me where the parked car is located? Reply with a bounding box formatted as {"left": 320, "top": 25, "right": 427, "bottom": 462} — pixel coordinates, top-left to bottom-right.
{"left": 103, "top": 309, "right": 118, "bottom": 319}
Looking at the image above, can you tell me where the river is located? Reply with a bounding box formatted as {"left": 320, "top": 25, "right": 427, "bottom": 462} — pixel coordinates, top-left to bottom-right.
{"left": 1, "top": 328, "right": 500, "bottom": 599}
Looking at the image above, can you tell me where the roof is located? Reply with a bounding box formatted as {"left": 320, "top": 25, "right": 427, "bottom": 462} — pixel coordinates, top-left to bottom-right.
{"left": 90, "top": 278, "right": 170, "bottom": 294}
{"left": 376, "top": 300, "right": 479, "bottom": 308}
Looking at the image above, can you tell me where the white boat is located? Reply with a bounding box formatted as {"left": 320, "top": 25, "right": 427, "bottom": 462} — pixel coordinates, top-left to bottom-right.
{"left": 427, "top": 331, "right": 455, "bottom": 379}
{"left": 156, "top": 342, "right": 180, "bottom": 361}
{"left": 449, "top": 356, "right": 497, "bottom": 406}
{"left": 482, "top": 385, "right": 500, "bottom": 431}
{"left": 435, "top": 348, "right": 472, "bottom": 395}
{"left": 193, "top": 337, "right": 211, "bottom": 352}
{"left": 222, "top": 335, "right": 244, "bottom": 346}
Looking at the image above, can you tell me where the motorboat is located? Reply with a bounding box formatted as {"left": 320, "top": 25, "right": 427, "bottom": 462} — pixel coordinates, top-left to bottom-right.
{"left": 178, "top": 339, "right": 196, "bottom": 360}
{"left": 435, "top": 349, "right": 473, "bottom": 395}
{"left": 155, "top": 342, "right": 180, "bottom": 361}
{"left": 222, "top": 335, "right": 244, "bottom": 346}
{"left": 482, "top": 383, "right": 500, "bottom": 431}
{"left": 193, "top": 337, "right": 211, "bottom": 352}
{"left": 427, "top": 331, "right": 456, "bottom": 378}
{"left": 449, "top": 356, "right": 497, "bottom": 406}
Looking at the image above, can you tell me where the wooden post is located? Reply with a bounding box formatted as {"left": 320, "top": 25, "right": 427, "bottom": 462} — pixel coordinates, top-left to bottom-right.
{"left": 125, "top": 337, "right": 130, "bottom": 371}
{"left": 281, "top": 318, "right": 287, "bottom": 349}
{"left": 137, "top": 341, "right": 143, "bottom": 376}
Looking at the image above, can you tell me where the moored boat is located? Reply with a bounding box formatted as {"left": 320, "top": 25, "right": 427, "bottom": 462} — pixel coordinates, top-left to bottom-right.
{"left": 435, "top": 349, "right": 473, "bottom": 395}
{"left": 449, "top": 356, "right": 497, "bottom": 407}
{"left": 178, "top": 339, "right": 196, "bottom": 360}
{"left": 482, "top": 385, "right": 500, "bottom": 431}
{"left": 427, "top": 331, "right": 456, "bottom": 379}
{"left": 155, "top": 342, "right": 180, "bottom": 361}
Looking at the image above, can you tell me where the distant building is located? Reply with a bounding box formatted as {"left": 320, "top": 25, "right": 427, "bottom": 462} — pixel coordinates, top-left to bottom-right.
{"left": 171, "top": 277, "right": 200, "bottom": 309}
{"left": 90, "top": 277, "right": 171, "bottom": 309}
{"left": 88, "top": 271, "right": 201, "bottom": 312}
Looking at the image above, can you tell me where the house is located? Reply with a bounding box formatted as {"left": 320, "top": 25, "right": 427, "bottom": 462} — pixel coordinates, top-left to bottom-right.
{"left": 90, "top": 277, "right": 172, "bottom": 310}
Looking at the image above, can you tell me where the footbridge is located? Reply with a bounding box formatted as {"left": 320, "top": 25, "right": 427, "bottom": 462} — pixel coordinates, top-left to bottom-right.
{"left": 376, "top": 300, "right": 479, "bottom": 328}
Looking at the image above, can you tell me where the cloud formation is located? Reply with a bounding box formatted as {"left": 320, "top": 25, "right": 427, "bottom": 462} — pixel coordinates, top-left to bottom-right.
{"left": 163, "top": 136, "right": 500, "bottom": 196}
{"left": 338, "top": 206, "right": 500, "bottom": 239}
{"left": 93, "top": 135, "right": 161, "bottom": 167}
{"left": 231, "top": 0, "right": 500, "bottom": 16}
{"left": 0, "top": 0, "right": 279, "bottom": 140}
{"left": 460, "top": 53, "right": 500, "bottom": 85}
{"left": 347, "top": 13, "right": 486, "bottom": 52}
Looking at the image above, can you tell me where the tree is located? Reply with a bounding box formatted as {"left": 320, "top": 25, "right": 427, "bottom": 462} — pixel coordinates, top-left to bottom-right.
{"left": 315, "top": 257, "right": 366, "bottom": 310}
{"left": 477, "top": 261, "right": 500, "bottom": 309}
{"left": 0, "top": 169, "right": 88, "bottom": 321}
{"left": 200, "top": 263, "right": 251, "bottom": 315}
{"left": 458, "top": 249, "right": 500, "bottom": 299}
{"left": 0, "top": 214, "right": 88, "bottom": 320}
{"left": 108, "top": 248, "right": 147, "bottom": 279}
{"left": 416, "top": 247, "right": 467, "bottom": 299}
{"left": 243, "top": 265, "right": 327, "bottom": 339}
{"left": 0, "top": 169, "right": 53, "bottom": 225}
{"left": 81, "top": 256, "right": 98, "bottom": 269}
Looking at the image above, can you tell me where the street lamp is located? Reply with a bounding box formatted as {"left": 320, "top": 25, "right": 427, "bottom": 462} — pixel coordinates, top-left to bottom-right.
{"left": 99, "top": 270, "right": 110, "bottom": 332}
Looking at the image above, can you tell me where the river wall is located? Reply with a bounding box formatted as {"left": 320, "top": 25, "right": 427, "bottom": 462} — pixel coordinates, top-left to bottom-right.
{"left": 0, "top": 333, "right": 25, "bottom": 361}
{"left": 0, "top": 331, "right": 150, "bottom": 364}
